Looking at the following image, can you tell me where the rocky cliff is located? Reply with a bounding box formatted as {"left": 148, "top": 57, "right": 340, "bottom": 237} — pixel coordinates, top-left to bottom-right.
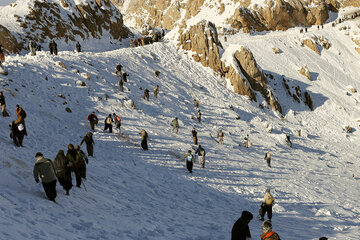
{"left": 0, "top": 0, "right": 129, "bottom": 53}
{"left": 179, "top": 20, "right": 282, "bottom": 114}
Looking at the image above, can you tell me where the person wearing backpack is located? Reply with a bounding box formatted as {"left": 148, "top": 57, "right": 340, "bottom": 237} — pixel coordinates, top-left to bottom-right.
{"left": 33, "top": 152, "right": 57, "bottom": 202}
{"left": 171, "top": 117, "right": 179, "bottom": 133}
{"left": 14, "top": 105, "right": 27, "bottom": 136}
{"left": 140, "top": 129, "right": 148, "bottom": 150}
{"left": 87, "top": 112, "right": 98, "bottom": 131}
{"left": 75, "top": 145, "right": 88, "bottom": 179}
{"left": 104, "top": 114, "right": 113, "bottom": 133}
{"left": 122, "top": 72, "right": 129, "bottom": 83}
{"left": 260, "top": 188, "right": 275, "bottom": 221}
{"left": 66, "top": 144, "right": 83, "bottom": 188}
{"left": 184, "top": 150, "right": 195, "bottom": 173}
{"left": 80, "top": 132, "right": 95, "bottom": 157}
{"left": 53, "top": 150, "right": 72, "bottom": 195}
{"left": 264, "top": 152, "right": 271, "bottom": 168}
{"left": 195, "top": 145, "right": 206, "bottom": 168}
{"left": 115, "top": 63, "right": 122, "bottom": 76}
{"left": 113, "top": 113, "right": 121, "bottom": 131}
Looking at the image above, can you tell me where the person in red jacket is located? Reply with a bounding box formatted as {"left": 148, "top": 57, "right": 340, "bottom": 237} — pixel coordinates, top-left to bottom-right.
{"left": 260, "top": 220, "right": 280, "bottom": 240}
{"left": 87, "top": 112, "right": 98, "bottom": 131}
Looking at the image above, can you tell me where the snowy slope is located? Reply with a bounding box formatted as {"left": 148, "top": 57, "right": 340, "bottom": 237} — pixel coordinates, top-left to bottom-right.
{"left": 0, "top": 15, "right": 360, "bottom": 240}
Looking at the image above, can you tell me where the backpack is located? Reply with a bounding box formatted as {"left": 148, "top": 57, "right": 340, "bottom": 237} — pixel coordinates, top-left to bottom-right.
{"left": 20, "top": 110, "right": 26, "bottom": 119}
{"left": 116, "top": 116, "right": 121, "bottom": 122}
{"left": 200, "top": 150, "right": 205, "bottom": 156}
{"left": 106, "top": 117, "right": 112, "bottom": 124}
{"left": 186, "top": 155, "right": 193, "bottom": 162}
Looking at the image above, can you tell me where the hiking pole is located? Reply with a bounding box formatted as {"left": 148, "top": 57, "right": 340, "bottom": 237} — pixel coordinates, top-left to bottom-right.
{"left": 82, "top": 179, "right": 87, "bottom": 192}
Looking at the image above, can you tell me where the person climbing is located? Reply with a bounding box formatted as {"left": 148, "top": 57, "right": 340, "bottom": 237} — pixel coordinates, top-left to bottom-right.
{"left": 143, "top": 88, "right": 150, "bottom": 101}
{"left": 113, "top": 113, "right": 121, "bottom": 131}
{"left": 244, "top": 135, "right": 249, "bottom": 148}
{"left": 196, "top": 109, "right": 201, "bottom": 122}
{"left": 218, "top": 129, "right": 224, "bottom": 144}
{"left": 260, "top": 220, "right": 280, "bottom": 240}
{"left": 75, "top": 145, "right": 88, "bottom": 180}
{"left": 264, "top": 152, "right": 271, "bottom": 168}
{"left": 87, "top": 112, "right": 98, "bottom": 131}
{"left": 192, "top": 128, "right": 198, "bottom": 145}
{"left": 140, "top": 129, "right": 148, "bottom": 150}
{"left": 49, "top": 40, "right": 54, "bottom": 55}
{"left": 115, "top": 63, "right": 122, "bottom": 76}
{"left": 29, "top": 40, "right": 37, "bottom": 56}
{"left": 285, "top": 134, "right": 292, "bottom": 147}
{"left": 184, "top": 150, "right": 194, "bottom": 173}
{"left": 195, "top": 145, "right": 206, "bottom": 168}
{"left": 33, "top": 152, "right": 57, "bottom": 202}
{"left": 80, "top": 132, "right": 95, "bottom": 157}
{"left": 259, "top": 188, "right": 275, "bottom": 221}
{"left": 153, "top": 85, "right": 159, "bottom": 98}
{"left": 171, "top": 117, "right": 179, "bottom": 133}
{"left": 122, "top": 72, "right": 129, "bottom": 83}
{"left": 0, "top": 91, "right": 9, "bottom": 117}
{"left": 76, "top": 41, "right": 81, "bottom": 52}
{"left": 194, "top": 99, "right": 199, "bottom": 108}
{"left": 14, "top": 105, "right": 27, "bottom": 136}
{"left": 231, "top": 210, "right": 253, "bottom": 240}
{"left": 9, "top": 121, "right": 25, "bottom": 147}
{"left": 104, "top": 114, "right": 113, "bottom": 133}
{"left": 53, "top": 150, "right": 72, "bottom": 195}
{"left": 118, "top": 78, "right": 124, "bottom": 92}
{"left": 0, "top": 45, "right": 5, "bottom": 63}
{"left": 66, "top": 144, "right": 83, "bottom": 188}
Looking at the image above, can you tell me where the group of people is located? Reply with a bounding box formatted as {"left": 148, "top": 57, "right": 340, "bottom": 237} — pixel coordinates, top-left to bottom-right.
{"left": 129, "top": 30, "right": 164, "bottom": 48}
{"left": 33, "top": 141, "right": 90, "bottom": 202}
{"left": 27, "top": 39, "right": 82, "bottom": 56}
{"left": 87, "top": 112, "right": 121, "bottom": 134}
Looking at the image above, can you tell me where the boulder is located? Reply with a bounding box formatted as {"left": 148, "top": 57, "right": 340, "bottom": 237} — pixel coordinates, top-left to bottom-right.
{"left": 302, "top": 39, "right": 320, "bottom": 55}
{"left": 299, "top": 65, "right": 311, "bottom": 80}
{"left": 0, "top": 25, "right": 22, "bottom": 53}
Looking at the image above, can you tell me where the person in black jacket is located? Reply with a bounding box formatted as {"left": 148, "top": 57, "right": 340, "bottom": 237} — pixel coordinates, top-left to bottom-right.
{"left": 80, "top": 132, "right": 95, "bottom": 157}
{"left": 231, "top": 210, "right": 253, "bottom": 240}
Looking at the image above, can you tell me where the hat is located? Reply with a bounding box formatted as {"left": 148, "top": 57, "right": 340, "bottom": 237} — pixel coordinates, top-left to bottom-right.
{"left": 262, "top": 220, "right": 272, "bottom": 232}
{"left": 241, "top": 211, "right": 253, "bottom": 221}
{"left": 68, "top": 144, "right": 74, "bottom": 150}
{"left": 35, "top": 152, "right": 43, "bottom": 157}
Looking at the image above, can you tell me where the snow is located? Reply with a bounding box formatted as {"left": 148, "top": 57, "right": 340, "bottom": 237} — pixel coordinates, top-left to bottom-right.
{"left": 0, "top": 0, "right": 16, "bottom": 7}
{"left": 0, "top": 2, "right": 360, "bottom": 240}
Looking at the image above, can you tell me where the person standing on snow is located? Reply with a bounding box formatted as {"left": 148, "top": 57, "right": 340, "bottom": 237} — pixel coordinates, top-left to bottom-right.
{"left": 87, "top": 112, "right": 98, "bottom": 131}
{"left": 0, "top": 91, "right": 9, "bottom": 117}
{"left": 218, "top": 129, "right": 224, "bottom": 144}
{"left": 66, "top": 144, "right": 83, "bottom": 188}
{"left": 104, "top": 114, "right": 113, "bottom": 133}
{"left": 14, "top": 105, "right": 27, "bottom": 136}
{"left": 192, "top": 128, "right": 198, "bottom": 145}
{"left": 33, "top": 152, "right": 57, "bottom": 202}
{"left": 53, "top": 150, "right": 72, "bottom": 195}
{"left": 29, "top": 40, "right": 37, "bottom": 56}
{"left": 195, "top": 145, "right": 206, "bottom": 168}
{"left": 171, "top": 117, "right": 179, "bottom": 133}
{"left": 231, "top": 210, "right": 253, "bottom": 240}
{"left": 80, "top": 132, "right": 95, "bottom": 157}
{"left": 264, "top": 152, "right": 271, "bottom": 168}
{"left": 76, "top": 41, "right": 81, "bottom": 52}
{"left": 115, "top": 63, "right": 122, "bottom": 76}
{"left": 9, "top": 121, "right": 25, "bottom": 147}
{"left": 140, "top": 129, "right": 148, "bottom": 150}
{"left": 184, "top": 150, "right": 195, "bottom": 173}
{"left": 75, "top": 145, "right": 88, "bottom": 180}
{"left": 153, "top": 85, "right": 159, "bottom": 98}
{"left": 260, "top": 188, "right": 275, "bottom": 221}
{"left": 113, "top": 113, "right": 121, "bottom": 131}
{"left": 260, "top": 220, "right": 280, "bottom": 240}
{"left": 196, "top": 109, "right": 201, "bottom": 122}
{"left": 143, "top": 88, "right": 150, "bottom": 101}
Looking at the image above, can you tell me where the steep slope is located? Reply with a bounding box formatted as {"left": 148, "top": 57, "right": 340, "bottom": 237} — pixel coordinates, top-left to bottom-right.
{"left": 0, "top": 20, "right": 360, "bottom": 240}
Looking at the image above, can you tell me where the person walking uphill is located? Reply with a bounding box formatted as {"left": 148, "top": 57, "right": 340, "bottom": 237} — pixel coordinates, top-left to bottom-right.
{"left": 260, "top": 188, "right": 275, "bottom": 221}
{"left": 9, "top": 121, "right": 25, "bottom": 147}
{"left": 53, "top": 150, "right": 72, "bottom": 195}
{"left": 264, "top": 152, "right": 271, "bottom": 168}
{"left": 260, "top": 220, "right": 281, "bottom": 240}
{"left": 29, "top": 40, "right": 37, "bottom": 56}
{"left": 33, "top": 152, "right": 57, "bottom": 202}
{"left": 184, "top": 150, "right": 195, "bottom": 173}
{"left": 87, "top": 112, "right": 98, "bottom": 131}
{"left": 192, "top": 128, "right": 198, "bottom": 145}
{"left": 0, "top": 91, "right": 9, "bottom": 117}
{"left": 80, "top": 132, "right": 95, "bottom": 157}
{"left": 143, "top": 88, "right": 150, "bottom": 101}
{"left": 75, "top": 145, "right": 88, "bottom": 180}
{"left": 171, "top": 117, "right": 179, "bottom": 133}
{"left": 66, "top": 144, "right": 83, "bottom": 188}
{"left": 14, "top": 105, "right": 27, "bottom": 135}
{"left": 231, "top": 210, "right": 253, "bottom": 240}
{"left": 104, "top": 114, "right": 113, "bottom": 133}
{"left": 140, "top": 129, "right": 148, "bottom": 150}
{"left": 195, "top": 145, "right": 206, "bottom": 168}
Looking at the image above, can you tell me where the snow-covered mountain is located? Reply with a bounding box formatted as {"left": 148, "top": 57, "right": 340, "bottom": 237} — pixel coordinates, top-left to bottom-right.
{"left": 0, "top": 0, "right": 360, "bottom": 240}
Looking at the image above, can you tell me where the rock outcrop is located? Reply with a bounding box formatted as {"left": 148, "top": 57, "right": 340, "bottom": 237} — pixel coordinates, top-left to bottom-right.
{"left": 2, "top": 0, "right": 129, "bottom": 52}
{"left": 179, "top": 20, "right": 282, "bottom": 114}
{"left": 0, "top": 25, "right": 21, "bottom": 53}
{"left": 302, "top": 39, "right": 320, "bottom": 55}
{"left": 299, "top": 65, "right": 311, "bottom": 80}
